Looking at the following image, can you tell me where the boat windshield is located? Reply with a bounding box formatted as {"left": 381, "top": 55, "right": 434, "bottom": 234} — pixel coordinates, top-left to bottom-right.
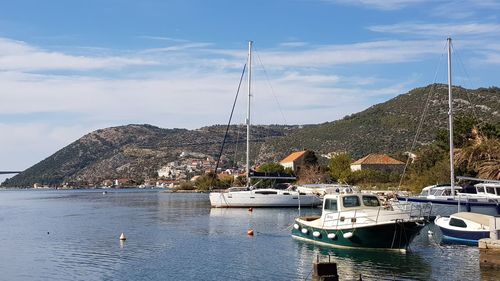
{"left": 449, "top": 218, "right": 467, "bottom": 228}
{"left": 324, "top": 198, "right": 338, "bottom": 211}
{"left": 362, "top": 195, "right": 380, "bottom": 207}
{"left": 343, "top": 196, "right": 360, "bottom": 208}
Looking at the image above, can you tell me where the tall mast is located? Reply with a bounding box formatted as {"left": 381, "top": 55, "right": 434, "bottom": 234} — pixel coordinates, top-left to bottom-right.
{"left": 447, "top": 37, "right": 455, "bottom": 196}
{"left": 246, "top": 41, "right": 252, "bottom": 188}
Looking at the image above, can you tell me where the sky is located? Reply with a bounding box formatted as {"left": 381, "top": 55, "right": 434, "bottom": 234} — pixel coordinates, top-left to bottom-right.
{"left": 1, "top": 0, "right": 500, "bottom": 177}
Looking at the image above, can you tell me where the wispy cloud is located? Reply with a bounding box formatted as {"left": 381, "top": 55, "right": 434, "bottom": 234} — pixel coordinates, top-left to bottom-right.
{"left": 255, "top": 40, "right": 442, "bottom": 68}
{"left": 369, "top": 22, "right": 500, "bottom": 37}
{"left": 138, "top": 36, "right": 189, "bottom": 42}
{"left": 0, "top": 37, "right": 156, "bottom": 71}
{"left": 431, "top": 0, "right": 500, "bottom": 19}
{"left": 324, "top": 0, "right": 427, "bottom": 10}
{"left": 141, "top": 42, "right": 214, "bottom": 53}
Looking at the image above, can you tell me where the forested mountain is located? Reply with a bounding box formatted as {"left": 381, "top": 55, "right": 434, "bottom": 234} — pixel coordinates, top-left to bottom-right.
{"left": 257, "top": 84, "right": 500, "bottom": 162}
{"left": 3, "top": 84, "right": 499, "bottom": 187}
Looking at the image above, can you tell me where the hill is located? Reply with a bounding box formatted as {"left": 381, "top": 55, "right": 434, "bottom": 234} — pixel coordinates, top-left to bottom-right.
{"left": 3, "top": 124, "right": 297, "bottom": 187}
{"left": 257, "top": 84, "right": 500, "bottom": 161}
{"left": 3, "top": 84, "right": 499, "bottom": 187}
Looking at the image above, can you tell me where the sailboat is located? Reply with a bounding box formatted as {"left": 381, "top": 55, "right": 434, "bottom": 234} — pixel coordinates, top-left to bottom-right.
{"left": 209, "top": 41, "right": 322, "bottom": 208}
{"left": 397, "top": 38, "right": 500, "bottom": 217}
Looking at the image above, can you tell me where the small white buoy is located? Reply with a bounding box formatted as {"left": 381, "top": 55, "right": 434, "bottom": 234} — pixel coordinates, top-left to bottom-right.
{"left": 313, "top": 231, "right": 321, "bottom": 238}
{"left": 103, "top": 191, "right": 107, "bottom": 195}
{"left": 343, "top": 232, "right": 353, "bottom": 239}
{"left": 293, "top": 224, "right": 300, "bottom": 230}
{"left": 301, "top": 228, "right": 308, "bottom": 234}
{"left": 119, "top": 233, "right": 127, "bottom": 241}
{"left": 327, "top": 233, "right": 336, "bottom": 239}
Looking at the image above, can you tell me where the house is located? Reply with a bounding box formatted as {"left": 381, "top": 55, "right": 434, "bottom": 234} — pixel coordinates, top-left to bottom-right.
{"left": 350, "top": 153, "right": 405, "bottom": 173}
{"left": 280, "top": 150, "right": 307, "bottom": 172}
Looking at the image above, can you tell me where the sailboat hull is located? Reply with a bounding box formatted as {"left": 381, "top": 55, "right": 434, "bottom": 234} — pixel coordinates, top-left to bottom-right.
{"left": 209, "top": 190, "right": 322, "bottom": 208}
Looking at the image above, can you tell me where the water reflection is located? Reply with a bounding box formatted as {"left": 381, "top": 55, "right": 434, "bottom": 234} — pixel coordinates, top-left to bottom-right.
{"left": 294, "top": 241, "right": 431, "bottom": 280}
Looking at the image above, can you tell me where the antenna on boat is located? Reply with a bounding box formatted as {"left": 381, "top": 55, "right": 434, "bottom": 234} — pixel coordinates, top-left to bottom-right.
{"left": 447, "top": 38, "right": 456, "bottom": 197}
{"left": 246, "top": 41, "right": 252, "bottom": 188}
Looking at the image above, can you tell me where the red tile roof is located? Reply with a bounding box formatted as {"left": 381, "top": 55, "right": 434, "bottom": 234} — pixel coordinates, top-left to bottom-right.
{"left": 352, "top": 154, "right": 404, "bottom": 165}
{"left": 280, "top": 151, "right": 307, "bottom": 163}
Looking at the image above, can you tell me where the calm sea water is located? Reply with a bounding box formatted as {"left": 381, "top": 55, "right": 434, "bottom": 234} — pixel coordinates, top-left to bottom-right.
{"left": 0, "top": 189, "right": 497, "bottom": 281}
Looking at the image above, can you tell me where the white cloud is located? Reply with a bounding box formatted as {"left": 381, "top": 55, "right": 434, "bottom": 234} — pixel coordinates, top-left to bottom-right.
{"left": 369, "top": 22, "right": 500, "bottom": 36}
{"left": 255, "top": 40, "right": 442, "bottom": 68}
{"left": 0, "top": 37, "right": 156, "bottom": 71}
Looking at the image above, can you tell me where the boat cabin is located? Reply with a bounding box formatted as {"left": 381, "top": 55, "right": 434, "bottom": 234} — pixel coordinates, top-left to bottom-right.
{"left": 474, "top": 183, "right": 500, "bottom": 199}
{"left": 322, "top": 193, "right": 381, "bottom": 213}
{"left": 427, "top": 186, "right": 462, "bottom": 198}
{"left": 418, "top": 184, "right": 463, "bottom": 197}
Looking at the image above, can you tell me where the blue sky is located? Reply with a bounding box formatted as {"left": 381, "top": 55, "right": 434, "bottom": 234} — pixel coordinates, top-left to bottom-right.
{"left": 1, "top": 0, "right": 500, "bottom": 176}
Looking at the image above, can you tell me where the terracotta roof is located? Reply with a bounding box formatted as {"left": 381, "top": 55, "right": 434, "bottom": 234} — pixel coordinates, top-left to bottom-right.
{"left": 351, "top": 154, "right": 404, "bottom": 165}
{"left": 280, "top": 151, "right": 307, "bottom": 163}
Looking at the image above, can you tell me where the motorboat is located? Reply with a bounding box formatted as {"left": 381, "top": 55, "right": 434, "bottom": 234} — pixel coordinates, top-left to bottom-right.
{"left": 292, "top": 193, "right": 431, "bottom": 251}
{"left": 435, "top": 212, "right": 492, "bottom": 246}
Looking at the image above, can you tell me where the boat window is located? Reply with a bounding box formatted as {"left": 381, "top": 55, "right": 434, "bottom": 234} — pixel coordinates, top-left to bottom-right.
{"left": 254, "top": 190, "right": 277, "bottom": 195}
{"left": 449, "top": 218, "right": 467, "bottom": 228}
{"left": 433, "top": 189, "right": 443, "bottom": 196}
{"left": 343, "top": 196, "right": 360, "bottom": 208}
{"left": 477, "top": 186, "right": 485, "bottom": 193}
{"left": 324, "top": 199, "right": 337, "bottom": 211}
{"left": 496, "top": 188, "right": 500, "bottom": 196}
{"left": 362, "top": 196, "right": 380, "bottom": 207}
{"left": 487, "top": 187, "right": 495, "bottom": 195}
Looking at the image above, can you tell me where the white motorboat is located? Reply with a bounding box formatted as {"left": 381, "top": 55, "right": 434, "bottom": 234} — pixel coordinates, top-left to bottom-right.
{"left": 435, "top": 212, "right": 492, "bottom": 246}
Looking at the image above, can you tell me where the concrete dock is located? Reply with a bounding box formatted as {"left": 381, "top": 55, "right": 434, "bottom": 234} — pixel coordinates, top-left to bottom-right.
{"left": 478, "top": 216, "right": 500, "bottom": 268}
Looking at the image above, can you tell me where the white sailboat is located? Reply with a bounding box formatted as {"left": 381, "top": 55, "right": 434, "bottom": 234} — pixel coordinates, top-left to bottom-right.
{"left": 398, "top": 38, "right": 500, "bottom": 216}
{"left": 209, "top": 41, "right": 322, "bottom": 208}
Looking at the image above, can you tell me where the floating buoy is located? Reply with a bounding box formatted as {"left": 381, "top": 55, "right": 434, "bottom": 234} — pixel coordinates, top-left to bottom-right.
{"left": 293, "top": 223, "right": 300, "bottom": 230}
{"left": 312, "top": 231, "right": 321, "bottom": 238}
{"left": 248, "top": 208, "right": 253, "bottom": 212}
{"left": 119, "top": 233, "right": 127, "bottom": 240}
{"left": 103, "top": 191, "right": 107, "bottom": 195}
{"left": 247, "top": 229, "right": 254, "bottom": 236}
{"left": 301, "top": 228, "right": 308, "bottom": 234}
{"left": 343, "top": 232, "right": 353, "bottom": 239}
{"left": 327, "top": 233, "right": 336, "bottom": 239}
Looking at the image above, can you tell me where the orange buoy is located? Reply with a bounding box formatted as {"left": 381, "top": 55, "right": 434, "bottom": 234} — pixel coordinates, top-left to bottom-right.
{"left": 248, "top": 208, "right": 253, "bottom": 212}
{"left": 247, "top": 229, "right": 254, "bottom": 236}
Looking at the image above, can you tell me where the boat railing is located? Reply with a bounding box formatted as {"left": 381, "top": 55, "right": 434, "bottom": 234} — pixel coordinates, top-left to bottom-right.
{"left": 322, "top": 203, "right": 432, "bottom": 228}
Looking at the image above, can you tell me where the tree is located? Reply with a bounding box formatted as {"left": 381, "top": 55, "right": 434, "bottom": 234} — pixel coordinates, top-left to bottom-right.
{"left": 329, "top": 153, "right": 352, "bottom": 182}
{"left": 254, "top": 162, "right": 288, "bottom": 187}
{"left": 303, "top": 150, "right": 318, "bottom": 166}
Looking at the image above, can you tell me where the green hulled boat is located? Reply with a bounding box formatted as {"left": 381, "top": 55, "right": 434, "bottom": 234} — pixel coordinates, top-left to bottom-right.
{"left": 292, "top": 193, "right": 430, "bottom": 251}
